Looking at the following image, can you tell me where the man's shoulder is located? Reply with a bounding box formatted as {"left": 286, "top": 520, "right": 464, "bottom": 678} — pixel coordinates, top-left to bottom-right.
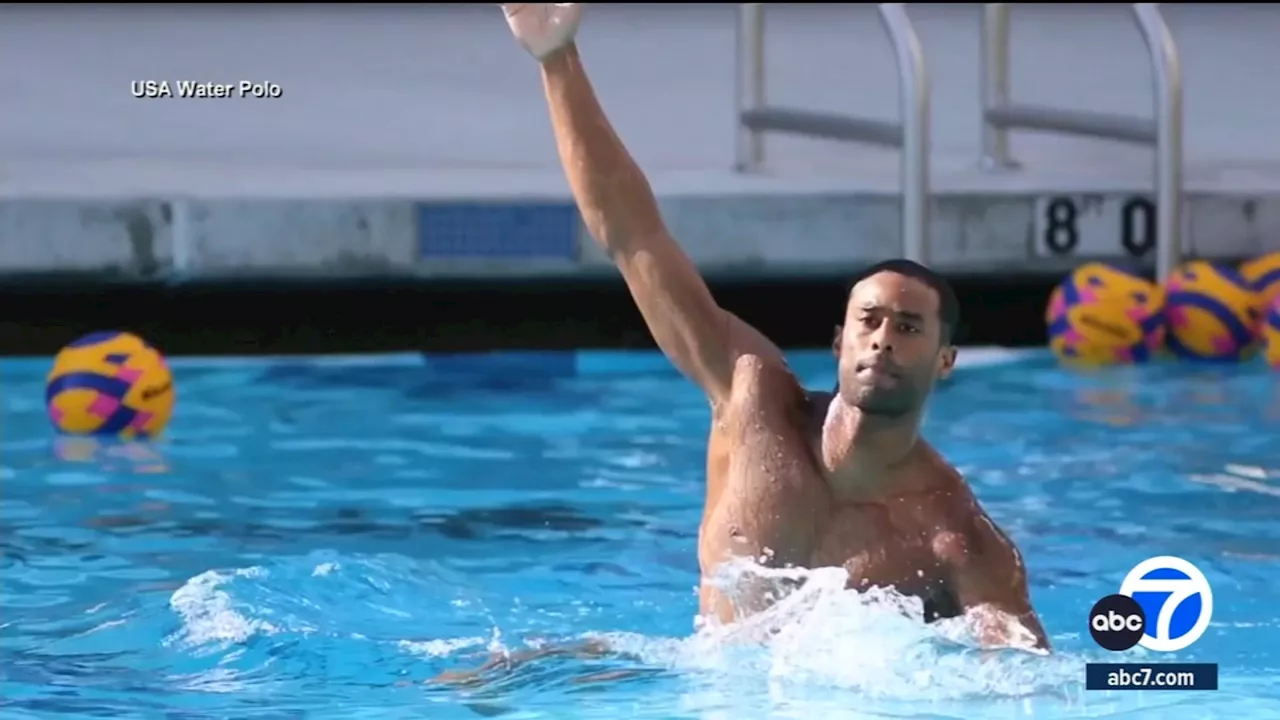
{"left": 926, "top": 485, "right": 1023, "bottom": 571}
{"left": 913, "top": 460, "right": 990, "bottom": 555}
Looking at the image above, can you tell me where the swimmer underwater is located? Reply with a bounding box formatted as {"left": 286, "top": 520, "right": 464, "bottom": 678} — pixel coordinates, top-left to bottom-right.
{"left": 493, "top": 2, "right": 1048, "bottom": 655}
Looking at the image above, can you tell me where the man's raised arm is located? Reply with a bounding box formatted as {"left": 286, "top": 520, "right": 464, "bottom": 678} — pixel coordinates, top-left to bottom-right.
{"left": 507, "top": 5, "right": 784, "bottom": 405}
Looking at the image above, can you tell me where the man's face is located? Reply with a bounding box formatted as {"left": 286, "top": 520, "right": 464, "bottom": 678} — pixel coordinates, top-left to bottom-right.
{"left": 833, "top": 271, "right": 957, "bottom": 418}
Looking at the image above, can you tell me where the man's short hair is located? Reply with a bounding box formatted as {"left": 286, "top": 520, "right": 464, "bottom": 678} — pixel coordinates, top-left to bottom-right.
{"left": 846, "top": 259, "right": 962, "bottom": 343}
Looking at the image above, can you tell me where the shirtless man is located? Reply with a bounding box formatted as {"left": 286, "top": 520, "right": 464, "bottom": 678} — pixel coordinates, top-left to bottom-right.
{"left": 501, "top": 3, "right": 1049, "bottom": 652}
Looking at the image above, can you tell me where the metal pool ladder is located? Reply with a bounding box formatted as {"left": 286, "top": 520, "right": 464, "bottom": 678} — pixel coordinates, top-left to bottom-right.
{"left": 733, "top": 3, "right": 931, "bottom": 267}
{"left": 981, "top": 2, "right": 1184, "bottom": 281}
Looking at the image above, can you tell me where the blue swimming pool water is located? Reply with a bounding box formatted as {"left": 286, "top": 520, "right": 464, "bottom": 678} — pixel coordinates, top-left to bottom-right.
{"left": 2, "top": 349, "right": 1279, "bottom": 719}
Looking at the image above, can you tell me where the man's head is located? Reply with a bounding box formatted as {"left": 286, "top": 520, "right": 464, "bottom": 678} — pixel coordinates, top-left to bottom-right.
{"left": 833, "top": 259, "right": 959, "bottom": 419}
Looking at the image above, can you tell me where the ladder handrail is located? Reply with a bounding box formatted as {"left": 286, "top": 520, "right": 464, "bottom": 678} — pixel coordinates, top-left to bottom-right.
{"left": 1136, "top": 3, "right": 1185, "bottom": 286}
{"left": 735, "top": 3, "right": 932, "bottom": 266}
{"left": 980, "top": 3, "right": 1184, "bottom": 282}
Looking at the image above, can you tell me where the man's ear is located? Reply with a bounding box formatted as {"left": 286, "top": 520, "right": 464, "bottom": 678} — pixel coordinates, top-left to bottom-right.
{"left": 832, "top": 325, "right": 843, "bottom": 358}
{"left": 938, "top": 345, "right": 958, "bottom": 380}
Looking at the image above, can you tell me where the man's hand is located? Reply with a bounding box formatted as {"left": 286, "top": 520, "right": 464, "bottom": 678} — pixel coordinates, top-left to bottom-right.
{"left": 501, "top": 3, "right": 582, "bottom": 61}
{"left": 964, "top": 603, "right": 1050, "bottom": 654}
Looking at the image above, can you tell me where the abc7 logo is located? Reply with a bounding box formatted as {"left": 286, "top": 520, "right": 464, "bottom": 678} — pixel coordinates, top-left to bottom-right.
{"left": 1090, "top": 556, "right": 1214, "bottom": 652}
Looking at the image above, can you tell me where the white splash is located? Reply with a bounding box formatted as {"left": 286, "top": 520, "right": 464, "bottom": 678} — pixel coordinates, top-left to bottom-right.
{"left": 598, "top": 559, "right": 1081, "bottom": 703}
{"left": 399, "top": 637, "right": 489, "bottom": 657}
{"left": 166, "top": 568, "right": 279, "bottom": 648}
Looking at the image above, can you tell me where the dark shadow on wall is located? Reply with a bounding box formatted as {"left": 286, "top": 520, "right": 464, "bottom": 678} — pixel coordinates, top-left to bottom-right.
{"left": 0, "top": 272, "right": 1058, "bottom": 356}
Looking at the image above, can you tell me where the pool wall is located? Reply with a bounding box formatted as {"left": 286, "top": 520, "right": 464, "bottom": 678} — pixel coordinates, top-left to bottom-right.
{"left": 5, "top": 5, "right": 1279, "bottom": 356}
{"left": 2, "top": 5, "right": 1279, "bottom": 283}
{"left": 0, "top": 274, "right": 1054, "bottom": 356}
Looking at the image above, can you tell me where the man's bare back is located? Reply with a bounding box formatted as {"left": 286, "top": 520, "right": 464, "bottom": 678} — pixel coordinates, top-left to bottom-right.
{"left": 501, "top": 3, "right": 1049, "bottom": 653}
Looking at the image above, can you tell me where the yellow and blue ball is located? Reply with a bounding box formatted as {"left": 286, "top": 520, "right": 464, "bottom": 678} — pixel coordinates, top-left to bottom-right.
{"left": 1242, "top": 251, "right": 1280, "bottom": 306}
{"left": 1163, "top": 261, "right": 1263, "bottom": 362}
{"left": 1046, "top": 262, "right": 1167, "bottom": 365}
{"left": 1263, "top": 292, "right": 1280, "bottom": 369}
{"left": 46, "top": 331, "right": 175, "bottom": 438}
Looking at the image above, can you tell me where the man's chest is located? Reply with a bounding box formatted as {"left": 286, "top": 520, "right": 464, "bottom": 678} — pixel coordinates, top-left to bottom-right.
{"left": 809, "top": 501, "right": 949, "bottom": 598}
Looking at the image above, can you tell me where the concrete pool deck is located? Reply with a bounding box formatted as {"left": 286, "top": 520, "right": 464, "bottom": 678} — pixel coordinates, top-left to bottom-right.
{"left": 1, "top": 4, "right": 1279, "bottom": 279}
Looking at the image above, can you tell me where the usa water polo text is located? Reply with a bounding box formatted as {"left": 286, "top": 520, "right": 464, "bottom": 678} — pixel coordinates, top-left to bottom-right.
{"left": 131, "top": 81, "right": 283, "bottom": 99}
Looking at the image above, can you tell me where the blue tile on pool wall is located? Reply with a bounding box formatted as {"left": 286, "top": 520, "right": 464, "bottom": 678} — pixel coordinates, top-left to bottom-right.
{"left": 416, "top": 202, "right": 579, "bottom": 260}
